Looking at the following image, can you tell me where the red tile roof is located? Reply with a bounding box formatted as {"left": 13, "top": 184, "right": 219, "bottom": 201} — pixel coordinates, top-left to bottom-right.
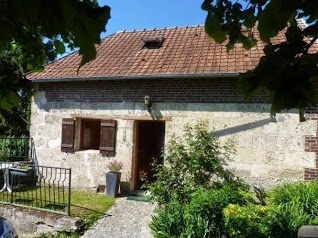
{"left": 27, "top": 19, "right": 317, "bottom": 81}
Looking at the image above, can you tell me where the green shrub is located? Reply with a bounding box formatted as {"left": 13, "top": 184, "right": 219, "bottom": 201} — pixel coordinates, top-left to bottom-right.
{"left": 149, "top": 123, "right": 246, "bottom": 205}
{"left": 224, "top": 203, "right": 270, "bottom": 238}
{"left": 150, "top": 202, "right": 186, "bottom": 238}
{"left": 151, "top": 184, "right": 250, "bottom": 238}
{"left": 266, "top": 181, "right": 318, "bottom": 238}
{"left": 269, "top": 181, "right": 318, "bottom": 214}
{"left": 184, "top": 184, "right": 251, "bottom": 237}
{"left": 149, "top": 123, "right": 250, "bottom": 238}
{"left": 0, "top": 136, "right": 29, "bottom": 161}
{"left": 224, "top": 181, "right": 318, "bottom": 238}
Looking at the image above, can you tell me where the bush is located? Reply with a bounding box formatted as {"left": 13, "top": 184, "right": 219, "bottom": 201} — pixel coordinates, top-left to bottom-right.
{"left": 149, "top": 123, "right": 245, "bottom": 205}
{"left": 184, "top": 184, "right": 251, "bottom": 237}
{"left": 0, "top": 136, "right": 29, "bottom": 161}
{"left": 266, "top": 181, "right": 318, "bottom": 238}
{"left": 224, "top": 181, "right": 318, "bottom": 238}
{"left": 150, "top": 202, "right": 186, "bottom": 238}
{"left": 224, "top": 203, "right": 270, "bottom": 238}
{"left": 151, "top": 184, "right": 251, "bottom": 238}
{"left": 149, "top": 123, "right": 250, "bottom": 238}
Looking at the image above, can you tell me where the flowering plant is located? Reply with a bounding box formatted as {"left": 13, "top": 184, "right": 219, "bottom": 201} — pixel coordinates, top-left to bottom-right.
{"left": 107, "top": 160, "right": 123, "bottom": 172}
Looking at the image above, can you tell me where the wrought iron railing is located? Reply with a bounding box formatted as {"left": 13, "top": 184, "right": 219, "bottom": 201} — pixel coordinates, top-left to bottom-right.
{"left": 0, "top": 163, "right": 71, "bottom": 215}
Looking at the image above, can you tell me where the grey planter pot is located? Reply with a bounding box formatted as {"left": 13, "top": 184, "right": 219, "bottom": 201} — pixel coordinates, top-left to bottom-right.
{"left": 106, "top": 172, "right": 121, "bottom": 197}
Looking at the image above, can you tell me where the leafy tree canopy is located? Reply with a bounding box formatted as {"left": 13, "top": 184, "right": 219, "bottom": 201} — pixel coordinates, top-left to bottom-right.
{"left": 0, "top": 0, "right": 110, "bottom": 109}
{"left": 0, "top": 46, "right": 32, "bottom": 135}
{"left": 202, "top": 0, "right": 318, "bottom": 120}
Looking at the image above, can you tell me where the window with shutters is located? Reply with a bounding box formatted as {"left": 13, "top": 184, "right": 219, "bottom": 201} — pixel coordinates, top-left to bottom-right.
{"left": 61, "top": 118, "right": 117, "bottom": 156}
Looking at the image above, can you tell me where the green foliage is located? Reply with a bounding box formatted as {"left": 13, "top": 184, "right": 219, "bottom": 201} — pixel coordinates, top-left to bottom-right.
{"left": 150, "top": 202, "right": 186, "bottom": 238}
{"left": 0, "top": 0, "right": 110, "bottom": 110}
{"left": 266, "top": 181, "right": 318, "bottom": 238}
{"left": 151, "top": 184, "right": 250, "bottom": 238}
{"left": 224, "top": 181, "right": 318, "bottom": 238}
{"left": 1, "top": 0, "right": 110, "bottom": 68}
{"left": 269, "top": 181, "right": 318, "bottom": 209}
{"left": 149, "top": 124, "right": 318, "bottom": 238}
{"left": 0, "top": 47, "right": 32, "bottom": 110}
{"left": 149, "top": 123, "right": 244, "bottom": 205}
{"left": 183, "top": 184, "right": 251, "bottom": 237}
{"left": 0, "top": 136, "right": 29, "bottom": 161}
{"left": 0, "top": 83, "right": 31, "bottom": 136}
{"left": 202, "top": 0, "right": 318, "bottom": 120}
{"left": 149, "top": 123, "right": 250, "bottom": 237}
{"left": 224, "top": 204, "right": 270, "bottom": 238}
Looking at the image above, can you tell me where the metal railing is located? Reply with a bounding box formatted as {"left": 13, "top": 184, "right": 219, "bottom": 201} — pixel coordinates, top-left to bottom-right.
{"left": 0, "top": 163, "right": 71, "bottom": 215}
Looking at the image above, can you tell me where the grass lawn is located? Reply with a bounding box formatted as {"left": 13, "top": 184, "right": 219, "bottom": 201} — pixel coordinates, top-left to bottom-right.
{"left": 0, "top": 188, "right": 115, "bottom": 238}
{"left": 70, "top": 190, "right": 115, "bottom": 228}
{"left": 0, "top": 186, "right": 115, "bottom": 219}
{"left": 51, "top": 190, "right": 115, "bottom": 237}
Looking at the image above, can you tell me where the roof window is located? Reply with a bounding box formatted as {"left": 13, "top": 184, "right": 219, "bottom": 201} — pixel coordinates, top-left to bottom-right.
{"left": 142, "top": 36, "right": 164, "bottom": 49}
{"left": 241, "top": 29, "right": 253, "bottom": 39}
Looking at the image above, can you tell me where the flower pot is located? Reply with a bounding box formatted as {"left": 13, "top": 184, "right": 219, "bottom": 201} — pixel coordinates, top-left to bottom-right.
{"left": 106, "top": 172, "right": 121, "bottom": 197}
{"left": 9, "top": 167, "right": 33, "bottom": 176}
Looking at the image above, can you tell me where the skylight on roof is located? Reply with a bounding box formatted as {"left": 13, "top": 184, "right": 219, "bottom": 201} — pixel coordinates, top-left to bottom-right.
{"left": 241, "top": 29, "right": 253, "bottom": 39}
{"left": 142, "top": 36, "right": 164, "bottom": 49}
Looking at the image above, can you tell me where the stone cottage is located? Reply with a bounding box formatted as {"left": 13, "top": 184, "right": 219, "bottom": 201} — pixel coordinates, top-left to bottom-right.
{"left": 27, "top": 20, "right": 318, "bottom": 192}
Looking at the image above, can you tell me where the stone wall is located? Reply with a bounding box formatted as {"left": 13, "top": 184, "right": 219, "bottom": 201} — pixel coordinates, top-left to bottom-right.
{"left": 30, "top": 79, "right": 317, "bottom": 190}
{"left": 0, "top": 206, "right": 82, "bottom": 237}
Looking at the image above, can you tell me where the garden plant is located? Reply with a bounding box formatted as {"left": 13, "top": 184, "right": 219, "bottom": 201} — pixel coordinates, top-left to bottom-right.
{"left": 149, "top": 123, "right": 318, "bottom": 238}
{"left": 149, "top": 123, "right": 250, "bottom": 237}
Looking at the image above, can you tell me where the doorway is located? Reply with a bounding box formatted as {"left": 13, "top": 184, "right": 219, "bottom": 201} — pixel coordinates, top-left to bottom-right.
{"left": 134, "top": 120, "right": 165, "bottom": 190}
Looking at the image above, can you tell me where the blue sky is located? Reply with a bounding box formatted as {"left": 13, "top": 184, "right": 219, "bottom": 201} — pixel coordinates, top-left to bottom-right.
{"left": 98, "top": 1, "right": 207, "bottom": 38}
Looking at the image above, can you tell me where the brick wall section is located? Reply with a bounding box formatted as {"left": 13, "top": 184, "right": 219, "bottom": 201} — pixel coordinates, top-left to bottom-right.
{"left": 304, "top": 168, "right": 318, "bottom": 181}
{"left": 304, "top": 113, "right": 318, "bottom": 181}
{"left": 38, "top": 78, "right": 268, "bottom": 104}
{"left": 305, "top": 136, "right": 318, "bottom": 153}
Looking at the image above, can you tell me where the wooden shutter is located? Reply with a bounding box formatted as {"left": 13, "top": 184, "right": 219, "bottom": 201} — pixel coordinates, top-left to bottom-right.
{"left": 99, "top": 120, "right": 117, "bottom": 156}
{"left": 61, "top": 118, "right": 75, "bottom": 152}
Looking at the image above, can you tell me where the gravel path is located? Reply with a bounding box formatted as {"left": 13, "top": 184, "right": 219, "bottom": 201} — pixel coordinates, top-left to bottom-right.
{"left": 81, "top": 197, "right": 156, "bottom": 238}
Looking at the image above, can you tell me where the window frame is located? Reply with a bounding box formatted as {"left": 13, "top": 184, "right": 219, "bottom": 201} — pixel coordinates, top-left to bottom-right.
{"left": 61, "top": 118, "right": 117, "bottom": 156}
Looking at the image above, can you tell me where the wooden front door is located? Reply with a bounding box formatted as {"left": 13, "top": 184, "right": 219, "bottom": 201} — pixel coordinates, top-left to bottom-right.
{"left": 134, "top": 120, "right": 165, "bottom": 190}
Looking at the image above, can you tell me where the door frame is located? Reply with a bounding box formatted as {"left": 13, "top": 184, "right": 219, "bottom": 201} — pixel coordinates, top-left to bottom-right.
{"left": 132, "top": 121, "right": 139, "bottom": 191}
{"left": 132, "top": 120, "right": 165, "bottom": 191}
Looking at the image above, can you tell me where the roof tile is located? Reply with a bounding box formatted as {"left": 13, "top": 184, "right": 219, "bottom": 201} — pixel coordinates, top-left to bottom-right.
{"left": 27, "top": 19, "right": 317, "bottom": 80}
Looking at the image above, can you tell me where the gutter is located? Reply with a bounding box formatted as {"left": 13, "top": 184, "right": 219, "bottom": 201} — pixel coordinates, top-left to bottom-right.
{"left": 30, "top": 72, "right": 240, "bottom": 83}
